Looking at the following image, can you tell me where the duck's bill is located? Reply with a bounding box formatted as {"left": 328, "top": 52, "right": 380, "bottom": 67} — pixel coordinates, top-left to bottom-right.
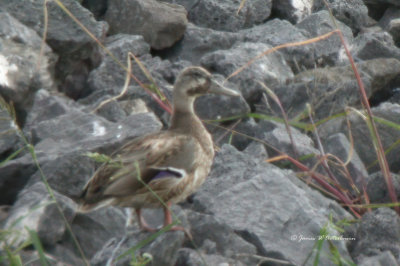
{"left": 209, "top": 80, "right": 240, "bottom": 97}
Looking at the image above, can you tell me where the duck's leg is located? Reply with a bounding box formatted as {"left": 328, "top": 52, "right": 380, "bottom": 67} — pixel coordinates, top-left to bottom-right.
{"left": 135, "top": 208, "right": 158, "bottom": 232}
{"left": 163, "top": 203, "right": 192, "bottom": 239}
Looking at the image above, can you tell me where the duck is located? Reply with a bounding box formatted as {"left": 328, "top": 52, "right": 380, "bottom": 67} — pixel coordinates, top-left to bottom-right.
{"left": 78, "top": 66, "right": 240, "bottom": 232}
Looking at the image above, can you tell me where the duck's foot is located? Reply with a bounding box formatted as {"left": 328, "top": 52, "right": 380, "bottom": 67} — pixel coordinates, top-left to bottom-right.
{"left": 134, "top": 206, "right": 192, "bottom": 239}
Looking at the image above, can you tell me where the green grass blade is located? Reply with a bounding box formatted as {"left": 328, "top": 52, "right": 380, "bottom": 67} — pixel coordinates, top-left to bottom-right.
{"left": 26, "top": 228, "right": 49, "bottom": 266}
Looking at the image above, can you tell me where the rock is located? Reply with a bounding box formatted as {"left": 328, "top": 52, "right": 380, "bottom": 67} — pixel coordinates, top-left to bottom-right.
{"left": 184, "top": 210, "right": 257, "bottom": 264}
{"left": 0, "top": 0, "right": 108, "bottom": 98}
{"left": 240, "top": 18, "right": 315, "bottom": 71}
{"left": 312, "top": 0, "right": 372, "bottom": 34}
{"left": 193, "top": 145, "right": 353, "bottom": 265}
{"left": 84, "top": 34, "right": 150, "bottom": 99}
{"left": 0, "top": 0, "right": 106, "bottom": 54}
{"left": 0, "top": 96, "right": 23, "bottom": 160}
{"left": 0, "top": 155, "right": 37, "bottom": 205}
{"left": 30, "top": 110, "right": 162, "bottom": 155}
{"left": 0, "top": 12, "right": 56, "bottom": 106}
{"left": 83, "top": 34, "right": 174, "bottom": 119}
{"left": 366, "top": 172, "right": 400, "bottom": 203}
{"left": 243, "top": 141, "right": 268, "bottom": 158}
{"left": 272, "top": 0, "right": 312, "bottom": 24}
{"left": 275, "top": 58, "right": 400, "bottom": 119}
{"left": 0, "top": 97, "right": 161, "bottom": 206}
{"left": 165, "top": 0, "right": 272, "bottom": 32}
{"left": 46, "top": 244, "right": 87, "bottom": 266}
{"left": 105, "top": 34, "right": 151, "bottom": 59}
{"left": 358, "top": 251, "right": 399, "bottom": 266}
{"left": 191, "top": 145, "right": 267, "bottom": 212}
{"left": 350, "top": 29, "right": 400, "bottom": 62}
{"left": 200, "top": 42, "right": 293, "bottom": 105}
{"left": 296, "top": 10, "right": 354, "bottom": 67}
{"left": 163, "top": 23, "right": 240, "bottom": 64}
{"left": 318, "top": 102, "right": 400, "bottom": 172}
{"left": 24, "top": 89, "right": 79, "bottom": 131}
{"left": 82, "top": 0, "right": 108, "bottom": 18}
{"left": 70, "top": 207, "right": 126, "bottom": 258}
{"left": 105, "top": 0, "right": 188, "bottom": 49}
{"left": 379, "top": 7, "right": 400, "bottom": 47}
{"left": 176, "top": 248, "right": 246, "bottom": 266}
{"left": 351, "top": 208, "right": 400, "bottom": 264}
{"left": 324, "top": 133, "right": 368, "bottom": 192}
{"left": 213, "top": 118, "right": 263, "bottom": 151}
{"left": 94, "top": 100, "right": 127, "bottom": 122}
{"left": 260, "top": 120, "right": 319, "bottom": 161}
{"left": 363, "top": 0, "right": 400, "bottom": 8}
{"left": 91, "top": 207, "right": 187, "bottom": 265}
{"left": 2, "top": 182, "right": 76, "bottom": 248}
{"left": 27, "top": 153, "right": 95, "bottom": 199}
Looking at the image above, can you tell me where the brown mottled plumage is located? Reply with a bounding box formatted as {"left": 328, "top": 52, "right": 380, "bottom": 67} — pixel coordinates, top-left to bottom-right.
{"left": 78, "top": 66, "right": 239, "bottom": 232}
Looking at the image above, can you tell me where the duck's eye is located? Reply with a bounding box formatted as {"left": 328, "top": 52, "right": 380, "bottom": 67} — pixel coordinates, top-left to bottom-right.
{"left": 197, "top": 77, "right": 207, "bottom": 87}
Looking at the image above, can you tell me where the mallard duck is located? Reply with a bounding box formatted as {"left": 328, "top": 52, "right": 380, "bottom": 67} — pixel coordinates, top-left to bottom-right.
{"left": 78, "top": 66, "right": 239, "bottom": 232}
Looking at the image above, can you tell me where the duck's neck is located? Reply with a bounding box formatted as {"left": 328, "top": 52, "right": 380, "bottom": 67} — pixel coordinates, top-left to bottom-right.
{"left": 169, "top": 100, "right": 214, "bottom": 156}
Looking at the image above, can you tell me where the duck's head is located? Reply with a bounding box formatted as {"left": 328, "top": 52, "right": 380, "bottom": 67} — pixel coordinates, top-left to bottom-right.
{"left": 173, "top": 67, "right": 239, "bottom": 112}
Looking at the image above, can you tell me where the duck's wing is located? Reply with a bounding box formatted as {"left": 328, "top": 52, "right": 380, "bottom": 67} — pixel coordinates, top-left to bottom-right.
{"left": 78, "top": 131, "right": 200, "bottom": 210}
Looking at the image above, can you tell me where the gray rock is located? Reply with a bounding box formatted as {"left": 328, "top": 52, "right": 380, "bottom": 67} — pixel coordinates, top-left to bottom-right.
{"left": 176, "top": 248, "right": 246, "bottom": 266}
{"left": 70, "top": 207, "right": 126, "bottom": 258}
{"left": 185, "top": 210, "right": 257, "bottom": 264}
{"left": 359, "top": 251, "right": 399, "bottom": 266}
{"left": 46, "top": 244, "right": 87, "bottom": 266}
{"left": 351, "top": 29, "right": 400, "bottom": 62}
{"left": 27, "top": 153, "right": 95, "bottom": 199}
{"left": 0, "top": 97, "right": 22, "bottom": 159}
{"left": 192, "top": 145, "right": 267, "bottom": 213}
{"left": 318, "top": 102, "right": 400, "bottom": 173}
{"left": 0, "top": 155, "right": 37, "bottom": 205}
{"left": 164, "top": 23, "right": 240, "bottom": 64}
{"left": 24, "top": 89, "right": 79, "bottom": 131}
{"left": 296, "top": 10, "right": 354, "bottom": 66}
{"left": 324, "top": 133, "right": 368, "bottom": 192}
{"left": 0, "top": 0, "right": 106, "bottom": 54}
{"left": 240, "top": 19, "right": 315, "bottom": 70}
{"left": 276, "top": 58, "right": 400, "bottom": 119}
{"left": 0, "top": 0, "right": 108, "bottom": 98}
{"left": 243, "top": 141, "right": 268, "bottom": 158}
{"left": 272, "top": 0, "right": 312, "bottom": 24}
{"left": 105, "top": 0, "right": 188, "bottom": 49}
{"left": 261, "top": 120, "right": 320, "bottom": 161}
{"left": 363, "top": 0, "right": 400, "bottom": 7}
{"left": 352, "top": 208, "right": 400, "bottom": 264}
{"left": 366, "top": 172, "right": 400, "bottom": 203}
{"left": 82, "top": 0, "right": 108, "bottom": 18}
{"left": 2, "top": 182, "right": 76, "bottom": 248}
{"left": 91, "top": 207, "right": 187, "bottom": 265}
{"left": 200, "top": 42, "right": 293, "bottom": 105}
{"left": 194, "top": 145, "right": 353, "bottom": 265}
{"left": 379, "top": 7, "right": 400, "bottom": 47}
{"left": 30, "top": 110, "right": 162, "bottom": 155}
{"left": 212, "top": 118, "right": 263, "bottom": 151}
{"left": 165, "top": 0, "right": 272, "bottom": 32}
{"left": 0, "top": 12, "right": 56, "bottom": 106}
{"left": 84, "top": 34, "right": 174, "bottom": 119}
{"left": 0, "top": 103, "right": 161, "bottom": 206}
{"left": 94, "top": 100, "right": 128, "bottom": 122}
{"left": 105, "top": 34, "right": 151, "bottom": 59}
{"left": 312, "top": 0, "right": 372, "bottom": 34}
